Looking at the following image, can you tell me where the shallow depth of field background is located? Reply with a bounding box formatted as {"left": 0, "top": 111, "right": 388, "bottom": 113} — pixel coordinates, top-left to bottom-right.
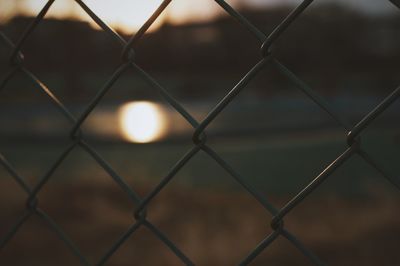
{"left": 0, "top": 0, "right": 400, "bottom": 265}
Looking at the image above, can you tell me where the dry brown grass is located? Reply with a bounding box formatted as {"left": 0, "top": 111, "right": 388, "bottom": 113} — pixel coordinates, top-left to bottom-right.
{"left": 0, "top": 179, "right": 400, "bottom": 266}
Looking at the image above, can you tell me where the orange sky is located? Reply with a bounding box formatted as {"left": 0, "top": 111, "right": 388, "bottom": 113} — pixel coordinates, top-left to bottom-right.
{"left": 0, "top": 0, "right": 393, "bottom": 33}
{"left": 0, "top": 0, "right": 231, "bottom": 33}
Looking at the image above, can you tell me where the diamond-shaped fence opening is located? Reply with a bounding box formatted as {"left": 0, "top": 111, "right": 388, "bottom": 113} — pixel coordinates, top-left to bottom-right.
{"left": 0, "top": 0, "right": 399, "bottom": 265}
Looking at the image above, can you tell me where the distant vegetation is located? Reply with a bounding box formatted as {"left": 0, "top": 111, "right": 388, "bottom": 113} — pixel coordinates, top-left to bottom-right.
{"left": 0, "top": 5, "right": 399, "bottom": 101}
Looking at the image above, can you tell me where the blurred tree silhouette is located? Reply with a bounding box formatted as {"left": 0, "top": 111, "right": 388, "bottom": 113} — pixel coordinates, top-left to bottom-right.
{"left": 0, "top": 5, "right": 399, "bottom": 101}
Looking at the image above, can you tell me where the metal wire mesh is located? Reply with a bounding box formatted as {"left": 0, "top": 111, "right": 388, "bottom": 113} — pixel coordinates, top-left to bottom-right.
{"left": 0, "top": 0, "right": 399, "bottom": 265}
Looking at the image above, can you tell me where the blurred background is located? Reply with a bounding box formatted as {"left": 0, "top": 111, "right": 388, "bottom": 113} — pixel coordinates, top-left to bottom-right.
{"left": 0, "top": 0, "right": 400, "bottom": 265}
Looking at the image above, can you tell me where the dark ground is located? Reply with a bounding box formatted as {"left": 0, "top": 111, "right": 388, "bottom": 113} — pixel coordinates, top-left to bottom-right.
{"left": 1, "top": 180, "right": 400, "bottom": 266}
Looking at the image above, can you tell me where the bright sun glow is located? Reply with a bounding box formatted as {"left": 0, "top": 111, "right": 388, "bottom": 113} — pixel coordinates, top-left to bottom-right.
{"left": 2, "top": 0, "right": 222, "bottom": 33}
{"left": 119, "top": 101, "right": 167, "bottom": 143}
{"left": 78, "top": 0, "right": 166, "bottom": 32}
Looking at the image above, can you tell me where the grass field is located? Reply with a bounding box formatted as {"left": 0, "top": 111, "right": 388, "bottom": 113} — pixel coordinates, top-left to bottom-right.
{"left": 0, "top": 181, "right": 400, "bottom": 265}
{"left": 1, "top": 129, "right": 398, "bottom": 194}
{"left": 0, "top": 129, "right": 399, "bottom": 265}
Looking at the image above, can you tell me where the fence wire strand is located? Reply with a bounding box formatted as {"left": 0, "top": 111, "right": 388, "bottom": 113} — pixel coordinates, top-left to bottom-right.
{"left": 0, "top": 0, "right": 399, "bottom": 265}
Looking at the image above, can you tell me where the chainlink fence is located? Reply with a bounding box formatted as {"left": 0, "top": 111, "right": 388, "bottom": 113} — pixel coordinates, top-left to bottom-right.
{"left": 0, "top": 0, "right": 399, "bottom": 265}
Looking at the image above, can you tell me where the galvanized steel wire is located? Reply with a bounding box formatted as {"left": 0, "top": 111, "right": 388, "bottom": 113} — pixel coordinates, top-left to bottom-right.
{"left": 0, "top": 0, "right": 399, "bottom": 265}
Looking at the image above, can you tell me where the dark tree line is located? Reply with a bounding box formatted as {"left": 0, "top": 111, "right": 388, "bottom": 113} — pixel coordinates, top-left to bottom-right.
{"left": 0, "top": 4, "right": 399, "bottom": 101}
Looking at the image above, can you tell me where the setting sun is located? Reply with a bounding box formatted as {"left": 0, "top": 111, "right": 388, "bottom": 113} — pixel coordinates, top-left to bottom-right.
{"left": 118, "top": 101, "right": 167, "bottom": 143}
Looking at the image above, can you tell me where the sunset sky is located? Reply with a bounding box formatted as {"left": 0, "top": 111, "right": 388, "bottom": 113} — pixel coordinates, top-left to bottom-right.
{"left": 0, "top": 0, "right": 396, "bottom": 33}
